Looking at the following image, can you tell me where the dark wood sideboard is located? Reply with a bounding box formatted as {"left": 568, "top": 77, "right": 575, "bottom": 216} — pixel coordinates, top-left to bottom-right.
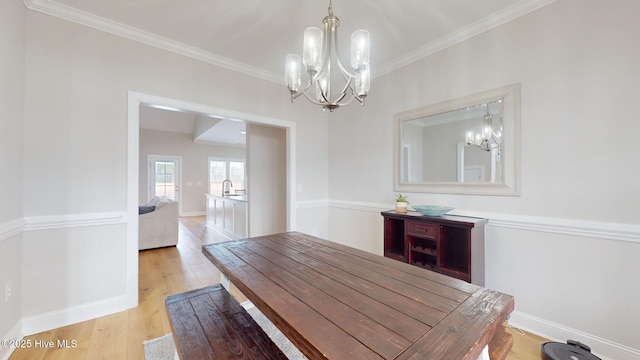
{"left": 382, "top": 210, "right": 488, "bottom": 286}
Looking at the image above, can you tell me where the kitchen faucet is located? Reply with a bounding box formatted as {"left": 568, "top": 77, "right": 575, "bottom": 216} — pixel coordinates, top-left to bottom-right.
{"left": 221, "top": 179, "right": 233, "bottom": 196}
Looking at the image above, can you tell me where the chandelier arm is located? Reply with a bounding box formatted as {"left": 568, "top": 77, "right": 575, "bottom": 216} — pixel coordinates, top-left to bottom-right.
{"left": 310, "top": 57, "right": 331, "bottom": 85}
{"left": 335, "top": 56, "right": 356, "bottom": 79}
{"left": 300, "top": 84, "right": 342, "bottom": 109}
{"left": 335, "top": 94, "right": 358, "bottom": 107}
{"left": 290, "top": 80, "right": 315, "bottom": 101}
{"left": 333, "top": 90, "right": 348, "bottom": 104}
{"left": 336, "top": 75, "right": 366, "bottom": 106}
{"left": 330, "top": 24, "right": 356, "bottom": 79}
{"left": 332, "top": 74, "right": 353, "bottom": 101}
{"left": 300, "top": 90, "right": 330, "bottom": 106}
{"left": 319, "top": 87, "right": 332, "bottom": 105}
{"left": 314, "top": 88, "right": 355, "bottom": 109}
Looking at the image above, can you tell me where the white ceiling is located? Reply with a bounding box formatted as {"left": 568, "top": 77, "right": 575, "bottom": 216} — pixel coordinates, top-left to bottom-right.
{"left": 139, "top": 104, "right": 247, "bottom": 146}
{"left": 25, "top": 0, "right": 555, "bottom": 144}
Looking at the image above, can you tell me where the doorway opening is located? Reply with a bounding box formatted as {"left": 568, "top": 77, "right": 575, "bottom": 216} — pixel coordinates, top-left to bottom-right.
{"left": 127, "top": 91, "right": 297, "bottom": 308}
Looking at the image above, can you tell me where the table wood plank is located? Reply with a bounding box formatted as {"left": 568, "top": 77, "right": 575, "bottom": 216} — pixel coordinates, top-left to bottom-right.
{"left": 166, "top": 293, "right": 217, "bottom": 359}
{"left": 204, "top": 289, "right": 288, "bottom": 359}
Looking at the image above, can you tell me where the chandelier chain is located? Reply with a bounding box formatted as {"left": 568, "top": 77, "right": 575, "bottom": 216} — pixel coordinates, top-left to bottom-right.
{"left": 328, "top": 0, "right": 333, "bottom": 16}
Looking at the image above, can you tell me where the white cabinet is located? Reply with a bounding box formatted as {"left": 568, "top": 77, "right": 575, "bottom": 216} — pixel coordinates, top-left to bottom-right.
{"left": 233, "top": 201, "right": 247, "bottom": 238}
{"left": 206, "top": 195, "right": 248, "bottom": 239}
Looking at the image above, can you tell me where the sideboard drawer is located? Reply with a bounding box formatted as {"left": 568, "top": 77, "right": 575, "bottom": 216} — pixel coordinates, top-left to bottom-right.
{"left": 407, "top": 222, "right": 438, "bottom": 239}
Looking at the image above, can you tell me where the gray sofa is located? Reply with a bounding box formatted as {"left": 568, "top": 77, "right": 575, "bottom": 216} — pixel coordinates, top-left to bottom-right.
{"left": 138, "top": 196, "right": 179, "bottom": 250}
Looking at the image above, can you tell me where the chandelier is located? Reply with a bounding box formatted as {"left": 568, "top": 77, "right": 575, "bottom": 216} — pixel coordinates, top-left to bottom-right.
{"left": 285, "top": 0, "right": 370, "bottom": 112}
{"left": 465, "top": 102, "right": 503, "bottom": 152}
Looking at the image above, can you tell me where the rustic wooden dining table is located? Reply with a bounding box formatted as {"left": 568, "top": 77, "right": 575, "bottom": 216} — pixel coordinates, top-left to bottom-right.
{"left": 202, "top": 231, "right": 514, "bottom": 360}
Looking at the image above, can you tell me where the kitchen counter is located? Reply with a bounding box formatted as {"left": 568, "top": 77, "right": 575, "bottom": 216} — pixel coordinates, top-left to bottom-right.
{"left": 205, "top": 194, "right": 248, "bottom": 239}
{"left": 214, "top": 194, "right": 248, "bottom": 202}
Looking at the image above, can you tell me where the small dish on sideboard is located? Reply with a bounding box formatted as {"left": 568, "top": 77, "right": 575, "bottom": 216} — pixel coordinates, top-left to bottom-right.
{"left": 412, "top": 205, "right": 454, "bottom": 216}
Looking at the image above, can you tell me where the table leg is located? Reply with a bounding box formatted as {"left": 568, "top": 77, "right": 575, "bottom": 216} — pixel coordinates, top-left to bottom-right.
{"left": 488, "top": 323, "right": 513, "bottom": 360}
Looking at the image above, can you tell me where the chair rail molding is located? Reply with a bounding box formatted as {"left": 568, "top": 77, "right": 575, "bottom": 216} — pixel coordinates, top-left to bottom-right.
{"left": 0, "top": 218, "right": 26, "bottom": 243}
{"left": 23, "top": 212, "right": 126, "bottom": 231}
{"left": 327, "top": 199, "right": 640, "bottom": 244}
{"left": 1, "top": 212, "right": 126, "bottom": 244}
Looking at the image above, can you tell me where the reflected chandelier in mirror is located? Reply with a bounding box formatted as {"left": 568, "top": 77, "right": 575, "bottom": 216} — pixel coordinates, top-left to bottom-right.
{"left": 394, "top": 83, "right": 520, "bottom": 196}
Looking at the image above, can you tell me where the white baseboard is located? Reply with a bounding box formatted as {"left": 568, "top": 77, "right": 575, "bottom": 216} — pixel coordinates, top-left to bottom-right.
{"left": 0, "top": 295, "right": 131, "bottom": 359}
{"left": 510, "top": 311, "right": 640, "bottom": 360}
{"left": 0, "top": 321, "right": 23, "bottom": 360}
{"left": 21, "top": 294, "right": 129, "bottom": 336}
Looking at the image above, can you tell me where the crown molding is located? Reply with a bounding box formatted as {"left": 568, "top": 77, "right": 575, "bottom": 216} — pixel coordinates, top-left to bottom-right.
{"left": 375, "top": 0, "right": 558, "bottom": 77}
{"left": 22, "top": 0, "right": 282, "bottom": 84}
{"left": 23, "top": 0, "right": 555, "bottom": 82}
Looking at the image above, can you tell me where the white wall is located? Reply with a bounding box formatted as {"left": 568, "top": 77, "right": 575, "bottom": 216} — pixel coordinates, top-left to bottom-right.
{"left": 139, "top": 128, "right": 246, "bottom": 215}
{"left": 15, "top": 5, "right": 330, "bottom": 337}
{"left": 0, "top": 0, "right": 26, "bottom": 355}
{"left": 328, "top": 1, "right": 640, "bottom": 359}
{"left": 247, "top": 123, "right": 287, "bottom": 236}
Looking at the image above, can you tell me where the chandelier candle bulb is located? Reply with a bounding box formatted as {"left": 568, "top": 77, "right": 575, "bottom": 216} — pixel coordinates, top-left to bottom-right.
{"left": 285, "top": 54, "right": 301, "bottom": 93}
{"left": 351, "top": 30, "right": 370, "bottom": 71}
{"left": 482, "top": 124, "right": 492, "bottom": 140}
{"left": 465, "top": 130, "right": 475, "bottom": 145}
{"left": 316, "top": 74, "right": 329, "bottom": 101}
{"left": 303, "top": 27, "right": 323, "bottom": 74}
{"left": 355, "top": 68, "right": 370, "bottom": 96}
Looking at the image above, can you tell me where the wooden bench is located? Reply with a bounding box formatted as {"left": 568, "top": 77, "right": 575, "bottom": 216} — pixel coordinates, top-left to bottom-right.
{"left": 165, "top": 284, "right": 287, "bottom": 359}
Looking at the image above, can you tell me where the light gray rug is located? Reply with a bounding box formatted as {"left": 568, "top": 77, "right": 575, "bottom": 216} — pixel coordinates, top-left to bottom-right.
{"left": 143, "top": 334, "right": 177, "bottom": 360}
{"left": 143, "top": 304, "right": 306, "bottom": 360}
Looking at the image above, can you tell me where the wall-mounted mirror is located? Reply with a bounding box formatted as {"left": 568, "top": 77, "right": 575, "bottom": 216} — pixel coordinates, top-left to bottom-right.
{"left": 394, "top": 83, "right": 520, "bottom": 196}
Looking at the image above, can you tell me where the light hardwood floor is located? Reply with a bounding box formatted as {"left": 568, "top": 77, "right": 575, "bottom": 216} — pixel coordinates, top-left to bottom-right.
{"left": 10, "top": 216, "right": 547, "bottom": 359}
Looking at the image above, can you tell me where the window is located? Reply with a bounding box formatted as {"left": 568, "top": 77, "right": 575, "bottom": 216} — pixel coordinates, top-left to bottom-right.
{"left": 155, "top": 161, "right": 175, "bottom": 198}
{"left": 147, "top": 155, "right": 181, "bottom": 201}
{"left": 209, "top": 159, "right": 245, "bottom": 195}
